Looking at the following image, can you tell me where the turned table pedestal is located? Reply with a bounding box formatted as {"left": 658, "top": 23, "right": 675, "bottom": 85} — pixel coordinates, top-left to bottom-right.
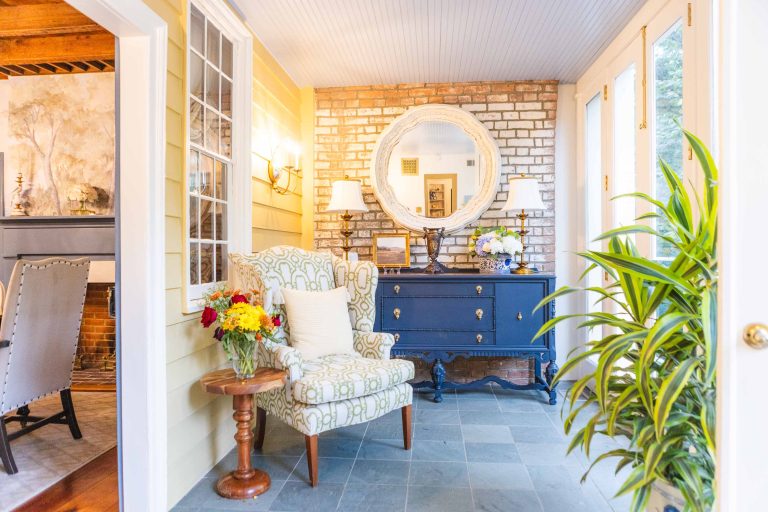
{"left": 200, "top": 368, "right": 287, "bottom": 499}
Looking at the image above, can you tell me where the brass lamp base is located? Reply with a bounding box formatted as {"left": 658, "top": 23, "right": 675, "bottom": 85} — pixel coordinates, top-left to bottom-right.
{"left": 511, "top": 209, "right": 539, "bottom": 274}
{"left": 511, "top": 264, "right": 538, "bottom": 275}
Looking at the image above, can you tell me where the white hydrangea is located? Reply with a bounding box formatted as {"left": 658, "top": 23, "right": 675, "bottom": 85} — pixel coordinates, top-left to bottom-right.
{"left": 489, "top": 239, "right": 504, "bottom": 254}
{"left": 481, "top": 242, "right": 491, "bottom": 253}
{"left": 502, "top": 236, "right": 523, "bottom": 255}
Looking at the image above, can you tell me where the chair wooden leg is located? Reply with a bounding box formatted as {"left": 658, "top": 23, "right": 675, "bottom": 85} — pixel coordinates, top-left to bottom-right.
{"left": 402, "top": 404, "right": 412, "bottom": 450}
{"left": 0, "top": 419, "right": 17, "bottom": 474}
{"left": 254, "top": 407, "right": 267, "bottom": 451}
{"left": 305, "top": 434, "right": 318, "bottom": 487}
{"left": 60, "top": 389, "right": 82, "bottom": 439}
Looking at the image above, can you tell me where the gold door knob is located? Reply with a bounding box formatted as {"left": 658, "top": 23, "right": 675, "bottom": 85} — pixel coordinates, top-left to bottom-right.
{"left": 476, "top": 285, "right": 483, "bottom": 295}
{"left": 393, "top": 308, "right": 401, "bottom": 320}
{"left": 476, "top": 308, "right": 484, "bottom": 320}
{"left": 476, "top": 334, "right": 483, "bottom": 343}
{"left": 517, "top": 312, "right": 523, "bottom": 321}
{"left": 744, "top": 323, "right": 768, "bottom": 349}
{"left": 394, "top": 285, "right": 400, "bottom": 294}
{"left": 394, "top": 333, "right": 400, "bottom": 342}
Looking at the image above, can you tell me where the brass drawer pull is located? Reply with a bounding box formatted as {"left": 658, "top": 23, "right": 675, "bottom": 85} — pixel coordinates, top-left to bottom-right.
{"left": 476, "top": 285, "right": 482, "bottom": 295}
{"left": 476, "top": 308, "right": 484, "bottom": 320}
{"left": 393, "top": 308, "right": 401, "bottom": 320}
{"left": 517, "top": 312, "right": 523, "bottom": 321}
{"left": 476, "top": 334, "right": 483, "bottom": 343}
{"left": 394, "top": 333, "right": 400, "bottom": 342}
{"left": 394, "top": 285, "right": 400, "bottom": 294}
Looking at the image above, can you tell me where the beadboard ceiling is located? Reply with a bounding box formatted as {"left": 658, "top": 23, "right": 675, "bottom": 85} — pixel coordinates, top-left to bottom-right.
{"left": 234, "top": 0, "right": 647, "bottom": 87}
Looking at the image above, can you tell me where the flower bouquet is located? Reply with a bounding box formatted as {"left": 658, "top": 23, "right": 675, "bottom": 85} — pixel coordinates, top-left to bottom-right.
{"left": 200, "top": 288, "right": 282, "bottom": 379}
{"left": 468, "top": 226, "right": 523, "bottom": 274}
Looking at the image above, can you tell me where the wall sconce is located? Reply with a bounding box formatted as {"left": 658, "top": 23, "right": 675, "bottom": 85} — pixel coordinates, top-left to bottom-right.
{"left": 262, "top": 139, "right": 301, "bottom": 195}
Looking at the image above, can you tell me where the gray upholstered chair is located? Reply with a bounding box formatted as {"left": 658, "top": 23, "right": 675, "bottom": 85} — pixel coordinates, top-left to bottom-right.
{"left": 0, "top": 258, "right": 90, "bottom": 474}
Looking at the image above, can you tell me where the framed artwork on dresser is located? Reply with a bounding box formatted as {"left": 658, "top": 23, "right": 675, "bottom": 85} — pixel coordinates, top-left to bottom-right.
{"left": 373, "top": 233, "right": 410, "bottom": 268}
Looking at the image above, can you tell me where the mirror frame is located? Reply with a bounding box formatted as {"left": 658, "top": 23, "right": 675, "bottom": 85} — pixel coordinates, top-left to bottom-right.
{"left": 370, "top": 104, "right": 501, "bottom": 233}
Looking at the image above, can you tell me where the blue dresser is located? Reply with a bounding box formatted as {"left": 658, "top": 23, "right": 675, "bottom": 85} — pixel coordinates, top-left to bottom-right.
{"left": 374, "top": 272, "right": 558, "bottom": 404}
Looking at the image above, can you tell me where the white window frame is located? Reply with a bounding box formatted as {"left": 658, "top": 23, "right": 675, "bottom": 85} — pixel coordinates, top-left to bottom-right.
{"left": 184, "top": 0, "right": 252, "bottom": 312}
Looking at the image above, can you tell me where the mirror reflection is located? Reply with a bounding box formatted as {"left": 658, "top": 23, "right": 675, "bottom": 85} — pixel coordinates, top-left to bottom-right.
{"left": 387, "top": 121, "right": 480, "bottom": 219}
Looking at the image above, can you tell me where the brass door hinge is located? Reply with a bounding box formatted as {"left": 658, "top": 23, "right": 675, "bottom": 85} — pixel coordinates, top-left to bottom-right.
{"left": 688, "top": 3, "right": 693, "bottom": 26}
{"left": 603, "top": 175, "right": 609, "bottom": 192}
{"left": 603, "top": 84, "right": 608, "bottom": 101}
{"left": 688, "top": 146, "right": 693, "bottom": 160}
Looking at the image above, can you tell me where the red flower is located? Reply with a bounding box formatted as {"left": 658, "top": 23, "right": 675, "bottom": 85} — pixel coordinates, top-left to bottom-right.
{"left": 272, "top": 315, "right": 282, "bottom": 327}
{"left": 201, "top": 306, "right": 217, "bottom": 328}
{"left": 231, "top": 294, "right": 248, "bottom": 304}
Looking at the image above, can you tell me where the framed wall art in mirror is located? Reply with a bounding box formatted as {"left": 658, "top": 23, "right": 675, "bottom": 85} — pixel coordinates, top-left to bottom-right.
{"left": 370, "top": 104, "right": 501, "bottom": 234}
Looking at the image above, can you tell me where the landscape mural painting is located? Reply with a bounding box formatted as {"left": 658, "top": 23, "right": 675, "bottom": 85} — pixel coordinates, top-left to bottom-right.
{"left": 0, "top": 72, "right": 115, "bottom": 217}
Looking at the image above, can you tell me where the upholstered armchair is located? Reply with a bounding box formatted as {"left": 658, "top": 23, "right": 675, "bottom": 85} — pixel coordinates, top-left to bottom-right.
{"left": 0, "top": 258, "right": 90, "bottom": 474}
{"left": 229, "top": 246, "right": 414, "bottom": 486}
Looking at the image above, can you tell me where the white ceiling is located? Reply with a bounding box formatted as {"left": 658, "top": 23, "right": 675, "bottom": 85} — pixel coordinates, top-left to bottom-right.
{"left": 234, "top": 0, "right": 647, "bottom": 87}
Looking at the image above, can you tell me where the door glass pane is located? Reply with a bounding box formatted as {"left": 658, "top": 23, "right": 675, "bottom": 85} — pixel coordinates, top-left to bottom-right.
{"left": 190, "top": 243, "right": 200, "bottom": 285}
{"left": 214, "top": 160, "right": 226, "bottom": 200}
{"left": 205, "top": 64, "right": 220, "bottom": 110}
{"left": 206, "top": 20, "right": 220, "bottom": 67}
{"left": 189, "top": 195, "right": 199, "bottom": 239}
{"left": 613, "top": 65, "right": 636, "bottom": 230}
{"left": 653, "top": 21, "right": 684, "bottom": 260}
{"left": 215, "top": 203, "right": 226, "bottom": 241}
{"left": 190, "top": 5, "right": 205, "bottom": 54}
{"left": 221, "top": 77, "right": 232, "bottom": 118}
{"left": 585, "top": 93, "right": 602, "bottom": 253}
{"left": 200, "top": 199, "right": 213, "bottom": 240}
{"left": 200, "top": 154, "right": 213, "bottom": 197}
{"left": 190, "top": 100, "right": 204, "bottom": 146}
{"left": 189, "top": 150, "right": 199, "bottom": 194}
{"left": 221, "top": 37, "right": 233, "bottom": 77}
{"left": 200, "top": 244, "right": 214, "bottom": 284}
{"left": 190, "top": 52, "right": 204, "bottom": 100}
{"left": 215, "top": 244, "right": 228, "bottom": 282}
{"left": 205, "top": 109, "right": 220, "bottom": 154}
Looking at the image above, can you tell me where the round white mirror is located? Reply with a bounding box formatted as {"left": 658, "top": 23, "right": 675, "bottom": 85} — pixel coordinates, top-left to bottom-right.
{"left": 370, "top": 104, "right": 501, "bottom": 233}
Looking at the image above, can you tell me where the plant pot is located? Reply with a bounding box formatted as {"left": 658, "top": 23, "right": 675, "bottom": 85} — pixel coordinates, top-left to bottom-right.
{"left": 478, "top": 255, "right": 512, "bottom": 274}
{"left": 647, "top": 480, "right": 686, "bottom": 512}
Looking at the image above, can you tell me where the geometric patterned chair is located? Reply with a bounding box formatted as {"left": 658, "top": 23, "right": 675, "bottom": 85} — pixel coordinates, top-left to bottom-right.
{"left": 229, "top": 246, "right": 414, "bottom": 487}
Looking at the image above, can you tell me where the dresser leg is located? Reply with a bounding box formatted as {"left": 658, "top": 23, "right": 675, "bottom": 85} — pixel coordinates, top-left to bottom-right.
{"left": 431, "top": 359, "right": 446, "bottom": 403}
{"left": 545, "top": 361, "right": 559, "bottom": 405}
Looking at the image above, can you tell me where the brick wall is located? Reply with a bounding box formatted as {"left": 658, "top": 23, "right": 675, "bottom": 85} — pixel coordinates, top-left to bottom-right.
{"left": 77, "top": 283, "right": 116, "bottom": 369}
{"left": 312, "top": 81, "right": 557, "bottom": 385}
{"left": 313, "top": 80, "right": 557, "bottom": 272}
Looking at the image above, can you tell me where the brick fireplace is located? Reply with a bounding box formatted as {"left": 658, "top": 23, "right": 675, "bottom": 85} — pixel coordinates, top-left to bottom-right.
{"left": 76, "top": 282, "right": 116, "bottom": 370}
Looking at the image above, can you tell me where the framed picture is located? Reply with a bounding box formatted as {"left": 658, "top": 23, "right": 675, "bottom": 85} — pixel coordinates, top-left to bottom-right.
{"left": 373, "top": 233, "right": 411, "bottom": 268}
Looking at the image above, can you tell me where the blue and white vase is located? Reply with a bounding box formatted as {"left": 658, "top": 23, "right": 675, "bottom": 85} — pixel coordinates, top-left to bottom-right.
{"left": 478, "top": 255, "right": 512, "bottom": 274}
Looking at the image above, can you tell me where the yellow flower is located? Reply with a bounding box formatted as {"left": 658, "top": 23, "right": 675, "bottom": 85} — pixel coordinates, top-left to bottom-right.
{"left": 220, "top": 302, "right": 266, "bottom": 333}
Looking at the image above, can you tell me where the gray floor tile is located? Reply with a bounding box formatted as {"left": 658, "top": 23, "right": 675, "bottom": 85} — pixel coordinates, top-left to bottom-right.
{"left": 414, "top": 423, "right": 463, "bottom": 442}
{"left": 473, "top": 489, "right": 543, "bottom": 512}
{"left": 412, "top": 440, "right": 466, "bottom": 462}
{"left": 502, "top": 412, "right": 555, "bottom": 427}
{"left": 461, "top": 424, "right": 515, "bottom": 444}
{"left": 509, "top": 424, "right": 564, "bottom": 443}
{"left": 364, "top": 421, "right": 404, "bottom": 440}
{"left": 269, "top": 481, "right": 344, "bottom": 511}
{"left": 202, "top": 480, "right": 286, "bottom": 511}
{"left": 458, "top": 411, "right": 510, "bottom": 425}
{"left": 357, "top": 438, "right": 411, "bottom": 460}
{"left": 537, "top": 488, "right": 610, "bottom": 512}
{"left": 515, "top": 442, "right": 579, "bottom": 466}
{"left": 497, "top": 400, "right": 546, "bottom": 413}
{"left": 409, "top": 461, "right": 469, "bottom": 487}
{"left": 406, "top": 485, "right": 475, "bottom": 512}
{"left": 468, "top": 462, "right": 533, "bottom": 490}
{"left": 348, "top": 459, "right": 410, "bottom": 485}
{"left": 210, "top": 456, "right": 300, "bottom": 481}
{"left": 338, "top": 483, "right": 407, "bottom": 512}
{"left": 321, "top": 423, "right": 368, "bottom": 439}
{"left": 457, "top": 399, "right": 501, "bottom": 412}
{"left": 288, "top": 456, "right": 354, "bottom": 484}
{"left": 317, "top": 437, "right": 363, "bottom": 458}
{"left": 414, "top": 409, "right": 461, "bottom": 425}
{"left": 175, "top": 476, "right": 217, "bottom": 508}
{"left": 527, "top": 464, "right": 586, "bottom": 494}
{"left": 454, "top": 387, "right": 496, "bottom": 400}
{"left": 465, "top": 442, "right": 520, "bottom": 463}
{"left": 375, "top": 410, "right": 405, "bottom": 424}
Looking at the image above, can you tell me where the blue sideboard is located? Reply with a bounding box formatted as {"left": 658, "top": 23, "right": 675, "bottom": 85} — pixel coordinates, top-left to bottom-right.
{"left": 374, "top": 271, "right": 558, "bottom": 404}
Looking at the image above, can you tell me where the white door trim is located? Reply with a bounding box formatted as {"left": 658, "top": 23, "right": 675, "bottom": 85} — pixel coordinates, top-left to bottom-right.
{"left": 64, "top": 1, "right": 167, "bottom": 510}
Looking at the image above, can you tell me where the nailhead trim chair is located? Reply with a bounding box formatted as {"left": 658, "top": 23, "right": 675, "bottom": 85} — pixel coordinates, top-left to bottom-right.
{"left": 0, "top": 258, "right": 90, "bottom": 474}
{"left": 230, "top": 246, "right": 414, "bottom": 486}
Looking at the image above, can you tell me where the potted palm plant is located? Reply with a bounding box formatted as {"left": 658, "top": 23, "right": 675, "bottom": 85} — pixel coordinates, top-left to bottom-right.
{"left": 534, "top": 130, "right": 717, "bottom": 512}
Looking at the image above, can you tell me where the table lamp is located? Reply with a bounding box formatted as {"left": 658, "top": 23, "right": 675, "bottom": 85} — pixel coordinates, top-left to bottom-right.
{"left": 502, "top": 175, "right": 545, "bottom": 274}
{"left": 326, "top": 176, "right": 368, "bottom": 260}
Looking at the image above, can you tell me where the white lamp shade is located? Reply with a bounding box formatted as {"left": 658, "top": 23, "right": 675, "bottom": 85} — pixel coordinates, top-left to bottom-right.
{"left": 502, "top": 177, "right": 545, "bottom": 211}
{"left": 326, "top": 178, "right": 368, "bottom": 213}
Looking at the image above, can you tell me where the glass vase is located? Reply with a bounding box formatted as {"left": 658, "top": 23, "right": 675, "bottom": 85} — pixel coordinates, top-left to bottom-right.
{"left": 227, "top": 334, "right": 258, "bottom": 380}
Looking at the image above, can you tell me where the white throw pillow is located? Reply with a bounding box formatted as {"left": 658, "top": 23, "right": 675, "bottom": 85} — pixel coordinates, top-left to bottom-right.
{"left": 281, "top": 286, "right": 355, "bottom": 361}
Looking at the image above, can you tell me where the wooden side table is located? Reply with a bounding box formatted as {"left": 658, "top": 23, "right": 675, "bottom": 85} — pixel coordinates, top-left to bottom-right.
{"left": 201, "top": 367, "right": 287, "bottom": 499}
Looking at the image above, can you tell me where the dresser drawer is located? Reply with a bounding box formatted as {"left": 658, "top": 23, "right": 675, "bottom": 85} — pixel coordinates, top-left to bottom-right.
{"left": 382, "top": 281, "right": 494, "bottom": 298}
{"left": 391, "top": 330, "right": 495, "bottom": 347}
{"left": 381, "top": 297, "right": 494, "bottom": 330}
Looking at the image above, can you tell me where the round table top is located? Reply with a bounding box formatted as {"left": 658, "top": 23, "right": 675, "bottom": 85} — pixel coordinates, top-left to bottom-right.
{"left": 201, "top": 367, "right": 287, "bottom": 396}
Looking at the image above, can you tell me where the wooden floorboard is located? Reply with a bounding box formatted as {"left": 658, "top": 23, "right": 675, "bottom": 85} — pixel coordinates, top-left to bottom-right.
{"left": 14, "top": 447, "right": 118, "bottom": 512}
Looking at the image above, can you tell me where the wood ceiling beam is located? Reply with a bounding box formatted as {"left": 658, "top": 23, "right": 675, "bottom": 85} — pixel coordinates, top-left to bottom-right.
{"left": 0, "top": 3, "right": 102, "bottom": 38}
{"left": 0, "top": 32, "right": 114, "bottom": 66}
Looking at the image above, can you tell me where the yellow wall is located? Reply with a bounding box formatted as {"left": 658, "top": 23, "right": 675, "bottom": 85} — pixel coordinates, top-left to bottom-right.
{"left": 141, "top": 0, "right": 305, "bottom": 507}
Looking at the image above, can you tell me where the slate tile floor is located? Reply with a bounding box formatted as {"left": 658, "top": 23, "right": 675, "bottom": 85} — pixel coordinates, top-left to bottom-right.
{"left": 173, "top": 383, "right": 631, "bottom": 512}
